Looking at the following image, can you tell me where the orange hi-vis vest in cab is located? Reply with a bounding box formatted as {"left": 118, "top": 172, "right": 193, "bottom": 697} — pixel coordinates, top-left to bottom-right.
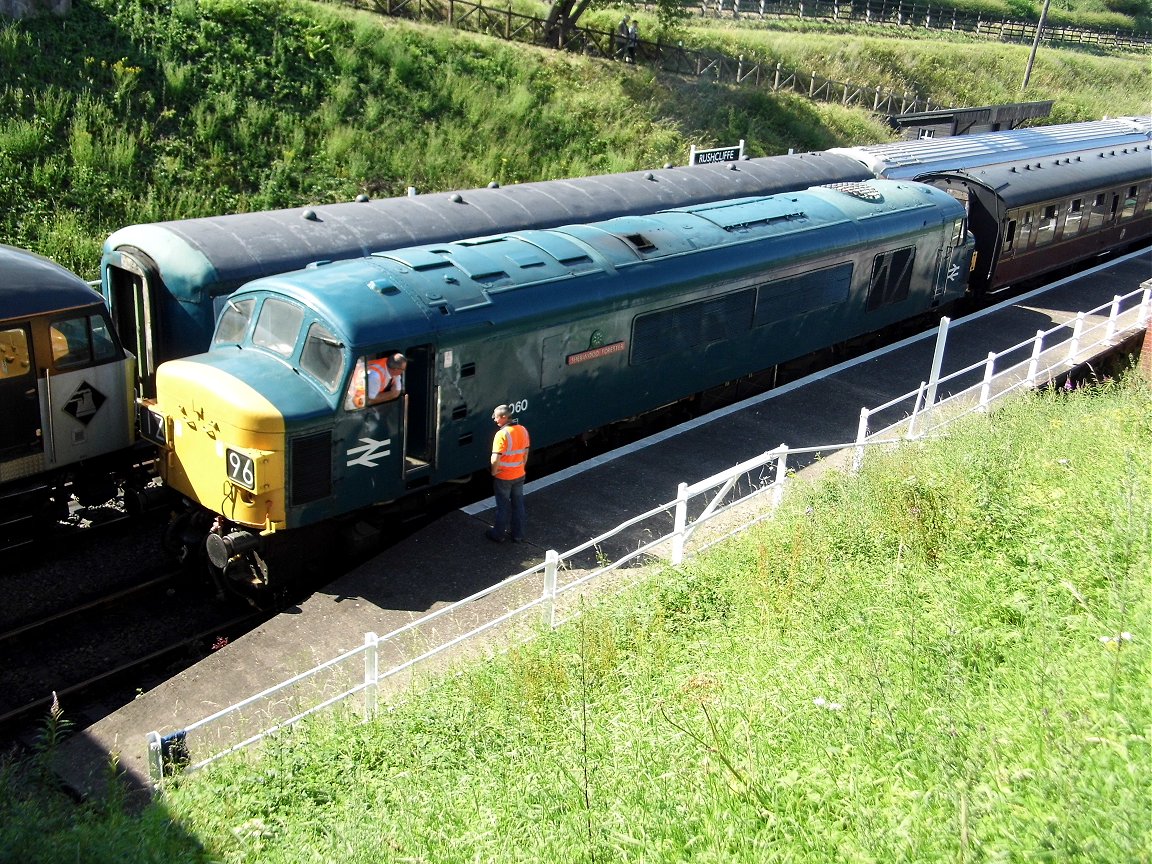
{"left": 492, "top": 423, "right": 530, "bottom": 480}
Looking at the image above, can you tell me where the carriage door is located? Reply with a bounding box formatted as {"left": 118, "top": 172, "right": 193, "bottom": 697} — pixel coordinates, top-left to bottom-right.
{"left": 105, "top": 249, "right": 157, "bottom": 396}
{"left": 402, "top": 344, "right": 435, "bottom": 485}
{"left": 0, "top": 324, "right": 42, "bottom": 459}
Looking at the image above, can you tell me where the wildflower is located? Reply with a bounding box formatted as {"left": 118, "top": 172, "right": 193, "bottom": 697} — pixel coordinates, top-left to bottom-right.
{"left": 1098, "top": 632, "right": 1134, "bottom": 645}
{"left": 813, "top": 696, "right": 843, "bottom": 711}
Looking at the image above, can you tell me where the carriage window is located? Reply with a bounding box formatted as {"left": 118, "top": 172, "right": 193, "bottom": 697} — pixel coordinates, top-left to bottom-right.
{"left": 1088, "top": 195, "right": 1107, "bottom": 230}
{"left": 252, "top": 298, "right": 304, "bottom": 358}
{"left": 1003, "top": 220, "right": 1017, "bottom": 253}
{"left": 0, "top": 327, "right": 31, "bottom": 379}
{"left": 1035, "top": 205, "right": 1057, "bottom": 246}
{"left": 1120, "top": 186, "right": 1138, "bottom": 219}
{"left": 299, "top": 322, "right": 344, "bottom": 393}
{"left": 1065, "top": 198, "right": 1084, "bottom": 233}
{"left": 865, "top": 247, "right": 914, "bottom": 312}
{"left": 215, "top": 298, "right": 256, "bottom": 345}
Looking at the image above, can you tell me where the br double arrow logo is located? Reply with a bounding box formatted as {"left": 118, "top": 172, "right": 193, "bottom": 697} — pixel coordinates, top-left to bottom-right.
{"left": 346, "top": 437, "right": 392, "bottom": 468}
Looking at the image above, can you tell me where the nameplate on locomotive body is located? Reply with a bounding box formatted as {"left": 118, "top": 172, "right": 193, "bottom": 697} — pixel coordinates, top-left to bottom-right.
{"left": 566, "top": 341, "right": 626, "bottom": 366}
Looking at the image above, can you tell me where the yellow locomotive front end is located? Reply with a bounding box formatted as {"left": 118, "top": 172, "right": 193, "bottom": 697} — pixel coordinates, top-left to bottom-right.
{"left": 145, "top": 359, "right": 289, "bottom": 535}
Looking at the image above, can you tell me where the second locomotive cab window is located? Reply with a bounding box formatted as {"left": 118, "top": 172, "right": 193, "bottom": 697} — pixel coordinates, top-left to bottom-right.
{"left": 865, "top": 247, "right": 914, "bottom": 312}
{"left": 252, "top": 298, "right": 304, "bottom": 358}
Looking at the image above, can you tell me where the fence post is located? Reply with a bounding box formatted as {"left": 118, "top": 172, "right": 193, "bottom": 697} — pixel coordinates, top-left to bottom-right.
{"left": 906, "top": 381, "right": 927, "bottom": 439}
{"left": 978, "top": 352, "right": 996, "bottom": 412}
{"left": 923, "top": 315, "right": 950, "bottom": 413}
{"left": 1067, "top": 312, "right": 1085, "bottom": 365}
{"left": 772, "top": 445, "right": 788, "bottom": 509}
{"left": 539, "top": 549, "right": 559, "bottom": 628}
{"left": 774, "top": 61, "right": 782, "bottom": 89}
{"left": 671, "top": 482, "right": 689, "bottom": 565}
{"left": 363, "top": 632, "right": 379, "bottom": 719}
{"left": 146, "top": 731, "right": 164, "bottom": 787}
{"left": 852, "top": 407, "right": 869, "bottom": 473}
{"left": 1026, "top": 329, "right": 1044, "bottom": 387}
{"left": 1105, "top": 294, "right": 1122, "bottom": 343}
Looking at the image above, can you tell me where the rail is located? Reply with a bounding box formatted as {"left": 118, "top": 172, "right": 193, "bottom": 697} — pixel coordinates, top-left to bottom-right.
{"left": 146, "top": 274, "right": 1151, "bottom": 785}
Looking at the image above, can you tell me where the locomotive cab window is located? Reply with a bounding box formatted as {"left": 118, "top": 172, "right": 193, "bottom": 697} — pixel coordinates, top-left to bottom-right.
{"left": 0, "top": 327, "right": 31, "bottom": 379}
{"left": 299, "top": 323, "right": 344, "bottom": 393}
{"left": 344, "top": 350, "right": 405, "bottom": 410}
{"left": 50, "top": 313, "right": 120, "bottom": 369}
{"left": 215, "top": 297, "right": 256, "bottom": 345}
{"left": 252, "top": 298, "right": 304, "bottom": 358}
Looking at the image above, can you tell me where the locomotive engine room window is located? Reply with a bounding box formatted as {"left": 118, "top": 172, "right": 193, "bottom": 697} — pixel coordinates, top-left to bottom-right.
{"left": 865, "top": 247, "right": 914, "bottom": 312}
{"left": 50, "top": 314, "right": 119, "bottom": 369}
{"left": 299, "top": 322, "right": 344, "bottom": 393}
{"left": 0, "top": 328, "right": 31, "bottom": 379}
{"left": 1065, "top": 199, "right": 1084, "bottom": 234}
{"left": 1034, "top": 205, "right": 1058, "bottom": 246}
{"left": 631, "top": 289, "right": 754, "bottom": 364}
{"left": 1120, "top": 186, "right": 1138, "bottom": 219}
{"left": 252, "top": 298, "right": 304, "bottom": 358}
{"left": 215, "top": 298, "right": 256, "bottom": 345}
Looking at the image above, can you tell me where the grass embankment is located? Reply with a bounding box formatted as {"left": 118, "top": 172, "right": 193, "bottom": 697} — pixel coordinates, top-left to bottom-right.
{"left": 3, "top": 0, "right": 1150, "bottom": 279}
{"left": 0, "top": 0, "right": 887, "bottom": 277}
{"left": 4, "top": 373, "right": 1148, "bottom": 862}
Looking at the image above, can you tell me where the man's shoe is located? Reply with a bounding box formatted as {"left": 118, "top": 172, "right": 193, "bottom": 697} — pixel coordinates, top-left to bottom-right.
{"left": 485, "top": 530, "right": 506, "bottom": 543}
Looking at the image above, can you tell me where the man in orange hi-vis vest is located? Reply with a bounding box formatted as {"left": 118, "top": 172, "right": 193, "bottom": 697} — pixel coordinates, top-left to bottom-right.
{"left": 486, "top": 404, "right": 530, "bottom": 543}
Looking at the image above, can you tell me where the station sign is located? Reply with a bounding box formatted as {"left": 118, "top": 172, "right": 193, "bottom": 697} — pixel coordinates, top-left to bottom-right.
{"left": 689, "top": 140, "right": 745, "bottom": 166}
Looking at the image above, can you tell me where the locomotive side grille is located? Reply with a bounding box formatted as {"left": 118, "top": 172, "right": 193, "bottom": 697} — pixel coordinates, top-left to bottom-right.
{"left": 290, "top": 432, "right": 332, "bottom": 505}
{"left": 631, "top": 289, "right": 754, "bottom": 364}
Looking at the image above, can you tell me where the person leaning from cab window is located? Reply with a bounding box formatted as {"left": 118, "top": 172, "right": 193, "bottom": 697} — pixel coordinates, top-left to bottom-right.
{"left": 367, "top": 352, "right": 407, "bottom": 403}
{"left": 486, "top": 404, "right": 530, "bottom": 544}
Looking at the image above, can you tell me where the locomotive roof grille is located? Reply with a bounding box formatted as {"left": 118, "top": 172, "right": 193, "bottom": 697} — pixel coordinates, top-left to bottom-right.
{"left": 624, "top": 233, "right": 656, "bottom": 252}
{"left": 822, "top": 182, "right": 886, "bottom": 201}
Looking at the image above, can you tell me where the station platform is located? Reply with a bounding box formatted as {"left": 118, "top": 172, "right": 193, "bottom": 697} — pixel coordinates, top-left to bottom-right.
{"left": 57, "top": 248, "right": 1151, "bottom": 798}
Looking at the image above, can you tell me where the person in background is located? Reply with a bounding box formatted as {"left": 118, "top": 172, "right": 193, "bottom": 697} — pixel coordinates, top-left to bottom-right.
{"left": 615, "top": 15, "right": 629, "bottom": 61}
{"left": 626, "top": 19, "right": 638, "bottom": 63}
{"left": 367, "top": 352, "right": 407, "bottom": 403}
{"left": 486, "top": 404, "right": 530, "bottom": 543}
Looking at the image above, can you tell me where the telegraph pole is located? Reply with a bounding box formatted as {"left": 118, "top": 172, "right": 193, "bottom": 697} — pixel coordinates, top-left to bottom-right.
{"left": 1021, "top": 0, "right": 1053, "bottom": 92}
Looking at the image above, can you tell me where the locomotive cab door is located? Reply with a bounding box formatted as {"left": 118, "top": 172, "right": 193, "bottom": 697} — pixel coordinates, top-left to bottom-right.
{"left": 401, "top": 344, "right": 435, "bottom": 485}
{"left": 0, "top": 322, "right": 42, "bottom": 460}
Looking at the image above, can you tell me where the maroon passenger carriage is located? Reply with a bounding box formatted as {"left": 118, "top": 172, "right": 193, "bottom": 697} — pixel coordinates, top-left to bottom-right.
{"left": 917, "top": 142, "right": 1152, "bottom": 295}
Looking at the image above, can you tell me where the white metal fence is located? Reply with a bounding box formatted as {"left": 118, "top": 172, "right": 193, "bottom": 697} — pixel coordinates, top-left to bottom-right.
{"left": 147, "top": 281, "right": 1151, "bottom": 785}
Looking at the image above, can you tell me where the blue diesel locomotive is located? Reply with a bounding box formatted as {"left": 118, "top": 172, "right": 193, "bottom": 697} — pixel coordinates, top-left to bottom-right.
{"left": 101, "top": 118, "right": 1152, "bottom": 397}
{"left": 143, "top": 180, "right": 973, "bottom": 583}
